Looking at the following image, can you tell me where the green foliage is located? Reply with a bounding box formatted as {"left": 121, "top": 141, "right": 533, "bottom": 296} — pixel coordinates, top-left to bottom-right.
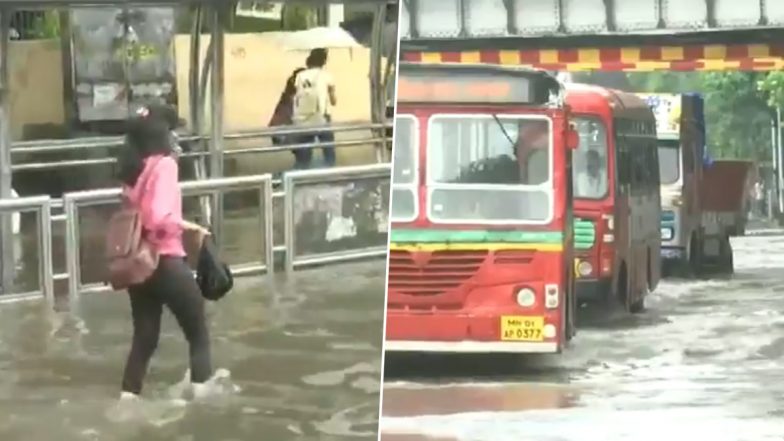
{"left": 758, "top": 71, "right": 784, "bottom": 109}
{"left": 27, "top": 11, "right": 60, "bottom": 39}
{"left": 176, "top": 4, "right": 319, "bottom": 33}
{"left": 574, "top": 71, "right": 776, "bottom": 162}
{"left": 626, "top": 71, "right": 703, "bottom": 93}
{"left": 280, "top": 5, "right": 318, "bottom": 30}
{"left": 700, "top": 72, "right": 771, "bottom": 161}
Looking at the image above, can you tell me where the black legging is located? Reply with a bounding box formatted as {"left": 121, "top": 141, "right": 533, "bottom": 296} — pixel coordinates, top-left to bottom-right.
{"left": 121, "top": 256, "right": 212, "bottom": 395}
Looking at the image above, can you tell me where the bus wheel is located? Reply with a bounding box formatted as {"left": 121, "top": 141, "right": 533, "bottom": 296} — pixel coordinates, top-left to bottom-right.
{"left": 720, "top": 235, "right": 734, "bottom": 275}
{"left": 629, "top": 284, "right": 649, "bottom": 314}
{"left": 629, "top": 255, "right": 649, "bottom": 314}
{"left": 617, "top": 264, "right": 629, "bottom": 311}
{"left": 688, "top": 234, "right": 703, "bottom": 278}
{"left": 565, "top": 265, "right": 576, "bottom": 341}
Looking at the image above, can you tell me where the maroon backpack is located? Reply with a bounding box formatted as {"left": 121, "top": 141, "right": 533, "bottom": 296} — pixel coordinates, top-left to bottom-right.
{"left": 105, "top": 158, "right": 162, "bottom": 290}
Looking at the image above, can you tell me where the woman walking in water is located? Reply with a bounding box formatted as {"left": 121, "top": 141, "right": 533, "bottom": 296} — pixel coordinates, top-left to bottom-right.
{"left": 115, "top": 104, "right": 214, "bottom": 401}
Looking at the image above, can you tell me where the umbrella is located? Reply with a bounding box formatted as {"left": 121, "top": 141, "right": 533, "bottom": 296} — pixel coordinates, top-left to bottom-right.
{"left": 279, "top": 26, "right": 362, "bottom": 51}
{"left": 340, "top": 17, "right": 397, "bottom": 56}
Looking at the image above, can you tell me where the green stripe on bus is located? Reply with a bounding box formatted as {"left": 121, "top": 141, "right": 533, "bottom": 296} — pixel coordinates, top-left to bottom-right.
{"left": 390, "top": 229, "right": 564, "bottom": 244}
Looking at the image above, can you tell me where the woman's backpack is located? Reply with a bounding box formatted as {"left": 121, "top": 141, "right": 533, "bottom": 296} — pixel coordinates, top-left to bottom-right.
{"left": 105, "top": 160, "right": 162, "bottom": 290}
{"left": 196, "top": 235, "right": 233, "bottom": 301}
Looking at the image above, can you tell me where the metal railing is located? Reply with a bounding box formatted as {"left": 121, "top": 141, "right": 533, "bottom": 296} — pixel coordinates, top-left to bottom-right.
{"left": 0, "top": 130, "right": 393, "bottom": 307}
{"left": 10, "top": 121, "right": 392, "bottom": 172}
{"left": 0, "top": 195, "right": 53, "bottom": 304}
{"left": 62, "top": 174, "right": 274, "bottom": 303}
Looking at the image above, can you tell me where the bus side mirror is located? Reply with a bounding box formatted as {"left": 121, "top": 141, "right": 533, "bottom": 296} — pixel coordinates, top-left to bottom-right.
{"left": 566, "top": 127, "right": 580, "bottom": 150}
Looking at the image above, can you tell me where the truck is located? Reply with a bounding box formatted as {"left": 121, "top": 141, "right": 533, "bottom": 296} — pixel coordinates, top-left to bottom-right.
{"left": 639, "top": 93, "right": 707, "bottom": 277}
{"left": 639, "top": 93, "right": 747, "bottom": 277}
{"left": 696, "top": 159, "right": 754, "bottom": 274}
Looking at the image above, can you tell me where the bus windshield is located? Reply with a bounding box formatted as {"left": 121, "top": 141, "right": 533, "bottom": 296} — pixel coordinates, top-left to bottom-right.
{"left": 391, "top": 115, "right": 418, "bottom": 221}
{"left": 426, "top": 114, "right": 552, "bottom": 224}
{"left": 657, "top": 139, "right": 680, "bottom": 185}
{"left": 572, "top": 117, "right": 609, "bottom": 200}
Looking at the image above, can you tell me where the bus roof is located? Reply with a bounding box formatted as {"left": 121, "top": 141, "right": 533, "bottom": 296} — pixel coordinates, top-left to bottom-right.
{"left": 398, "top": 62, "right": 561, "bottom": 107}
{"left": 565, "top": 83, "right": 654, "bottom": 121}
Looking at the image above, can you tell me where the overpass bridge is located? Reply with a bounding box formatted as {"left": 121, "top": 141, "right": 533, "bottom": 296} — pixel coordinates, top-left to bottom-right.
{"left": 399, "top": 0, "right": 784, "bottom": 71}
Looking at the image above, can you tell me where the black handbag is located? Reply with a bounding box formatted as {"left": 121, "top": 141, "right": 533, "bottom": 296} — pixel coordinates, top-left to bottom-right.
{"left": 196, "top": 236, "right": 234, "bottom": 301}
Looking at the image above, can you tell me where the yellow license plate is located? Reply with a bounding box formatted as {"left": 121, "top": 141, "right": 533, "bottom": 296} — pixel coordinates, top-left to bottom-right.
{"left": 574, "top": 258, "right": 581, "bottom": 279}
{"left": 500, "top": 316, "right": 544, "bottom": 342}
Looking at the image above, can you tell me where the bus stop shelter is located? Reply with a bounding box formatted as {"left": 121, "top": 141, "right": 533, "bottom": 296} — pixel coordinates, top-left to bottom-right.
{"left": 0, "top": 0, "right": 397, "bottom": 300}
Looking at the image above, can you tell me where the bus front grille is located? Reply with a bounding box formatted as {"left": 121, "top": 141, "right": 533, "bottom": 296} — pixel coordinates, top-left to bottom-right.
{"left": 388, "top": 250, "right": 487, "bottom": 296}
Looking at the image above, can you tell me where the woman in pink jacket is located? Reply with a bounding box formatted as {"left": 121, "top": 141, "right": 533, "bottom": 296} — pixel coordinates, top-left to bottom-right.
{"left": 116, "top": 105, "right": 213, "bottom": 400}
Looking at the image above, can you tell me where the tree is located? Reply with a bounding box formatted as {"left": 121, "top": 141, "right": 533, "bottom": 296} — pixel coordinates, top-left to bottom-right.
{"left": 571, "top": 71, "right": 773, "bottom": 161}
{"left": 700, "top": 72, "right": 772, "bottom": 161}
{"left": 757, "top": 71, "right": 784, "bottom": 109}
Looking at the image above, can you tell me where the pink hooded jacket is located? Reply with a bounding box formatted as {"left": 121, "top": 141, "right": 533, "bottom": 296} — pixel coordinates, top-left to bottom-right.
{"left": 122, "top": 154, "right": 185, "bottom": 257}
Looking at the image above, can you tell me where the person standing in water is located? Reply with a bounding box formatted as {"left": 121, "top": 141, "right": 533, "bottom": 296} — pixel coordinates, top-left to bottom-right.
{"left": 115, "top": 104, "right": 214, "bottom": 401}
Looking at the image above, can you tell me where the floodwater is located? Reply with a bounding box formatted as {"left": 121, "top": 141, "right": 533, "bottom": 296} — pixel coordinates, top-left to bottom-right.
{"left": 0, "top": 199, "right": 386, "bottom": 440}
{"left": 381, "top": 231, "right": 784, "bottom": 441}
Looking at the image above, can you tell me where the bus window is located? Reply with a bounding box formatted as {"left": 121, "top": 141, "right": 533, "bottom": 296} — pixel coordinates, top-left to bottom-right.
{"left": 390, "top": 115, "right": 418, "bottom": 221}
{"left": 427, "top": 114, "right": 552, "bottom": 223}
{"left": 572, "top": 117, "right": 609, "bottom": 199}
{"left": 649, "top": 142, "right": 660, "bottom": 187}
{"left": 614, "top": 122, "right": 630, "bottom": 190}
{"left": 393, "top": 116, "right": 416, "bottom": 185}
{"left": 631, "top": 141, "right": 646, "bottom": 192}
{"left": 516, "top": 120, "right": 550, "bottom": 185}
{"left": 657, "top": 139, "right": 680, "bottom": 185}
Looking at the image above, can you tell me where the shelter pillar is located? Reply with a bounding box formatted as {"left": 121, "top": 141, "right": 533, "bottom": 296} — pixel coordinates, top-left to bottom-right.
{"left": 369, "top": 3, "right": 387, "bottom": 163}
{"left": 0, "top": 9, "right": 13, "bottom": 294}
{"left": 209, "top": 5, "right": 225, "bottom": 243}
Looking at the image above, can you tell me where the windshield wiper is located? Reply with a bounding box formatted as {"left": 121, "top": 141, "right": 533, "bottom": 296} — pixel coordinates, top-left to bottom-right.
{"left": 492, "top": 114, "right": 516, "bottom": 150}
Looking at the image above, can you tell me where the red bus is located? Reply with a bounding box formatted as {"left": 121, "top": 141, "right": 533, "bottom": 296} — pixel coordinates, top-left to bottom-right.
{"left": 565, "top": 84, "right": 661, "bottom": 313}
{"left": 385, "top": 62, "right": 579, "bottom": 354}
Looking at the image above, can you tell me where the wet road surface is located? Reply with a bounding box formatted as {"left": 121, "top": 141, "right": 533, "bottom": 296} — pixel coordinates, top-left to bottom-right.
{"left": 0, "top": 254, "right": 384, "bottom": 439}
{"left": 381, "top": 232, "right": 784, "bottom": 441}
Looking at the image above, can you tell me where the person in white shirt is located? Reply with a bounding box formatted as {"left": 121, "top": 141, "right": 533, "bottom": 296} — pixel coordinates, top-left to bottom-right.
{"left": 754, "top": 180, "right": 765, "bottom": 217}
{"left": 576, "top": 150, "right": 608, "bottom": 199}
{"left": 292, "top": 48, "right": 337, "bottom": 169}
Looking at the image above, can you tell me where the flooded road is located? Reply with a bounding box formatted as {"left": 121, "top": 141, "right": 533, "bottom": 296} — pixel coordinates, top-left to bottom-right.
{"left": 0, "top": 260, "right": 385, "bottom": 440}
{"left": 0, "top": 251, "right": 384, "bottom": 440}
{"left": 381, "top": 232, "right": 784, "bottom": 441}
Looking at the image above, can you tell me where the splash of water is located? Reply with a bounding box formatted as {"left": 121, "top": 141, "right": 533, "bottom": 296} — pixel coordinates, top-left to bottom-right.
{"left": 168, "top": 368, "right": 242, "bottom": 401}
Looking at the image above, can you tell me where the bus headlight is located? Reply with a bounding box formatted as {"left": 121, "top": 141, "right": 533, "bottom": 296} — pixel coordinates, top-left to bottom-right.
{"left": 577, "top": 260, "right": 593, "bottom": 277}
{"left": 515, "top": 287, "right": 536, "bottom": 307}
{"left": 543, "top": 324, "right": 557, "bottom": 339}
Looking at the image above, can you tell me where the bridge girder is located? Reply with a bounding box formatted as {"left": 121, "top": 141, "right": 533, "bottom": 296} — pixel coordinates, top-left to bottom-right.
{"left": 401, "top": 0, "right": 784, "bottom": 50}
{"left": 401, "top": 0, "right": 784, "bottom": 72}
{"left": 402, "top": 42, "right": 784, "bottom": 72}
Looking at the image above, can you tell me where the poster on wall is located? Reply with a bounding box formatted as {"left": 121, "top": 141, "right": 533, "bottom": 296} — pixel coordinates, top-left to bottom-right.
{"left": 70, "top": 7, "right": 177, "bottom": 123}
{"left": 292, "top": 178, "right": 390, "bottom": 258}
